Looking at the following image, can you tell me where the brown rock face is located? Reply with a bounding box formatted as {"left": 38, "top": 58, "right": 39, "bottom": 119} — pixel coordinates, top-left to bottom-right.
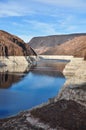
{"left": 45, "top": 36, "right": 86, "bottom": 58}
{"left": 0, "top": 30, "right": 36, "bottom": 56}
{"left": 29, "top": 34, "right": 86, "bottom": 58}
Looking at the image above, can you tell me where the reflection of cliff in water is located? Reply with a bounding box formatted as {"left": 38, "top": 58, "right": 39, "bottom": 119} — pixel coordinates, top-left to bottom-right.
{"left": 0, "top": 60, "right": 67, "bottom": 89}
{"left": 30, "top": 60, "right": 67, "bottom": 77}
{"left": 0, "top": 65, "right": 32, "bottom": 88}
{"left": 0, "top": 72, "right": 25, "bottom": 89}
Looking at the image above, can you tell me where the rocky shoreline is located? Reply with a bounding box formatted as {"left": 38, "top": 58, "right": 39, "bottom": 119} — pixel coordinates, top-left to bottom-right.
{"left": 0, "top": 57, "right": 86, "bottom": 130}
{"left": 0, "top": 56, "right": 34, "bottom": 73}
{"left": 0, "top": 99, "right": 86, "bottom": 130}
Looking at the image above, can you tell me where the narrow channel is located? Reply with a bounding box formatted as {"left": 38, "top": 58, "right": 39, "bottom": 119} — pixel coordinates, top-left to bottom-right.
{"left": 0, "top": 59, "right": 68, "bottom": 118}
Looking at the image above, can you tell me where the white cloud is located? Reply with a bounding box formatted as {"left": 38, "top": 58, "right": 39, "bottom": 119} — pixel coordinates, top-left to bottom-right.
{"left": 0, "top": 0, "right": 35, "bottom": 17}
{"left": 0, "top": 0, "right": 86, "bottom": 38}
{"left": 35, "top": 0, "right": 86, "bottom": 8}
{"left": 0, "top": 0, "right": 86, "bottom": 17}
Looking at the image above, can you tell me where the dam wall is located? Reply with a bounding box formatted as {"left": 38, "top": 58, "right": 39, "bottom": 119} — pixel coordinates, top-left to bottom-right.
{"left": 39, "top": 55, "right": 74, "bottom": 60}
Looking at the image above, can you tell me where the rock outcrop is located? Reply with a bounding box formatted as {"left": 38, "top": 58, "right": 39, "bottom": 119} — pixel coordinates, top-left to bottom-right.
{"left": 0, "top": 30, "right": 36, "bottom": 56}
{"left": 29, "top": 33, "right": 86, "bottom": 58}
{"left": 56, "top": 58, "right": 86, "bottom": 107}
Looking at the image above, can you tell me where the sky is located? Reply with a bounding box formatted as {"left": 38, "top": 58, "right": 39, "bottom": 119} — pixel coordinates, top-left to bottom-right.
{"left": 0, "top": 0, "right": 86, "bottom": 42}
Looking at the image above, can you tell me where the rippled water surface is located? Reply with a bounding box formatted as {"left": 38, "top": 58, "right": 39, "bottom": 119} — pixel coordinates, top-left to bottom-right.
{"left": 0, "top": 60, "right": 67, "bottom": 118}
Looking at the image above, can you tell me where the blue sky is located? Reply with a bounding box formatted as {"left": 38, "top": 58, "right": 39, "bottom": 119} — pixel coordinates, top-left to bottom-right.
{"left": 0, "top": 0, "right": 86, "bottom": 42}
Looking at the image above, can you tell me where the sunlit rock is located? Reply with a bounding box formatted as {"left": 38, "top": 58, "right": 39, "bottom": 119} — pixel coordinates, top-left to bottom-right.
{"left": 55, "top": 57, "right": 86, "bottom": 107}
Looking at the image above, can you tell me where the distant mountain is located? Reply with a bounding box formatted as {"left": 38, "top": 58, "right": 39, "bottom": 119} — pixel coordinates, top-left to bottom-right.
{"left": 28, "top": 34, "right": 86, "bottom": 58}
{"left": 0, "top": 30, "right": 36, "bottom": 56}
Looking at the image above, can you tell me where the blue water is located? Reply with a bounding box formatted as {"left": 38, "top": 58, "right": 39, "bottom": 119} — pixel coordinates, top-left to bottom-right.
{"left": 0, "top": 61, "right": 66, "bottom": 118}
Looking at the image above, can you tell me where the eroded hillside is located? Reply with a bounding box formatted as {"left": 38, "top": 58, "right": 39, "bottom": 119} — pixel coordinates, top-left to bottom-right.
{"left": 29, "top": 34, "right": 86, "bottom": 58}
{"left": 0, "top": 30, "right": 36, "bottom": 56}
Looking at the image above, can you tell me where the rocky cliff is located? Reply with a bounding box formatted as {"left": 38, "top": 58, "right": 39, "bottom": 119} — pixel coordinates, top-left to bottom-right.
{"left": 0, "top": 30, "right": 36, "bottom": 56}
{"left": 29, "top": 34, "right": 86, "bottom": 58}
{"left": 56, "top": 57, "right": 86, "bottom": 107}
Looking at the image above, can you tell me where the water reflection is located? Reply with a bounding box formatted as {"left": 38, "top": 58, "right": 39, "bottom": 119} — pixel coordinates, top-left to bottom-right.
{"left": 0, "top": 72, "right": 24, "bottom": 89}
{"left": 0, "top": 60, "right": 67, "bottom": 118}
{"left": 30, "top": 59, "right": 67, "bottom": 77}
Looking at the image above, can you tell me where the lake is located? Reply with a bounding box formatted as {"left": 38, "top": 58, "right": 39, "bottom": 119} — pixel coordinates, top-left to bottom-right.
{"left": 0, "top": 60, "right": 67, "bottom": 119}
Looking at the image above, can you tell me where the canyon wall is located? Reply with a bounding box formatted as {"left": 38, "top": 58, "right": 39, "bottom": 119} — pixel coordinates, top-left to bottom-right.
{"left": 0, "top": 30, "right": 37, "bottom": 66}
{"left": 0, "top": 30, "right": 36, "bottom": 56}
{"left": 29, "top": 34, "right": 86, "bottom": 58}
